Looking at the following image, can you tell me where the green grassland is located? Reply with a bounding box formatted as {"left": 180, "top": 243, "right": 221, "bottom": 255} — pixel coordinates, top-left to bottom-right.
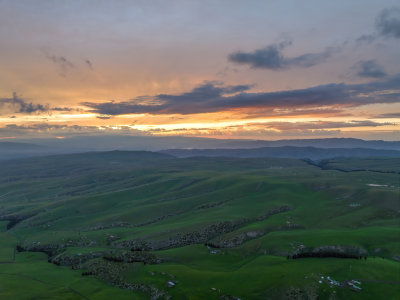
{"left": 0, "top": 152, "right": 399, "bottom": 299}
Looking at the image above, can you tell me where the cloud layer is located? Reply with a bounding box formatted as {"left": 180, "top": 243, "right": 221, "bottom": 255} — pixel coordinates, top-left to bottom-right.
{"left": 140, "top": 120, "right": 396, "bottom": 139}
{"left": 251, "top": 120, "right": 395, "bottom": 131}
{"left": 376, "top": 112, "right": 400, "bottom": 118}
{"left": 83, "top": 75, "right": 400, "bottom": 116}
{"left": 0, "top": 123, "right": 147, "bottom": 137}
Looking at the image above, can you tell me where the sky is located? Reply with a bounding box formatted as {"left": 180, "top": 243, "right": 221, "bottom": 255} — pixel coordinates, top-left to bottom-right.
{"left": 0, "top": 0, "right": 399, "bottom": 140}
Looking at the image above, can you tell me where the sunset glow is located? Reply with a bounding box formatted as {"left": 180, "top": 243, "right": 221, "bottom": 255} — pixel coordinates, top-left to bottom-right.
{"left": 0, "top": 1, "right": 399, "bottom": 140}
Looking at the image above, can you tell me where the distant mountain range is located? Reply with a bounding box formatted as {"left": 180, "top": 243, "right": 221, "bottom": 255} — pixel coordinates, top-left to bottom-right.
{"left": 161, "top": 146, "right": 400, "bottom": 160}
{"left": 1, "top": 136, "right": 400, "bottom": 161}
{"left": 0, "top": 141, "right": 53, "bottom": 160}
{"left": 13, "top": 136, "right": 400, "bottom": 150}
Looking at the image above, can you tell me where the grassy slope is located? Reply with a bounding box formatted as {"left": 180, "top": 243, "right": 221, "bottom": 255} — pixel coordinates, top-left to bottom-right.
{"left": 0, "top": 252, "right": 146, "bottom": 299}
{"left": 142, "top": 248, "right": 400, "bottom": 300}
{"left": 0, "top": 153, "right": 399, "bottom": 299}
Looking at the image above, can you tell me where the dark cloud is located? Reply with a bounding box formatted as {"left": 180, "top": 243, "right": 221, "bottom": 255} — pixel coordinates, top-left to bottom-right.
{"left": 96, "top": 115, "right": 112, "bottom": 119}
{"left": 375, "top": 112, "right": 400, "bottom": 118}
{"left": 228, "top": 40, "right": 338, "bottom": 70}
{"left": 376, "top": 7, "right": 400, "bottom": 39}
{"left": 83, "top": 82, "right": 253, "bottom": 115}
{"left": 0, "top": 93, "right": 81, "bottom": 115}
{"left": 228, "top": 41, "right": 289, "bottom": 70}
{"left": 85, "top": 59, "right": 93, "bottom": 70}
{"left": 0, "top": 92, "right": 48, "bottom": 114}
{"left": 353, "top": 60, "right": 387, "bottom": 78}
{"left": 82, "top": 75, "right": 400, "bottom": 116}
{"left": 50, "top": 107, "right": 78, "bottom": 112}
{"left": 43, "top": 51, "right": 74, "bottom": 76}
{"left": 356, "top": 7, "right": 400, "bottom": 43}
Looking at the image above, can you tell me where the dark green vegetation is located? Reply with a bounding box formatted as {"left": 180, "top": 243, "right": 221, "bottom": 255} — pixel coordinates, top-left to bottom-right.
{"left": 161, "top": 146, "right": 400, "bottom": 160}
{"left": 0, "top": 151, "right": 399, "bottom": 299}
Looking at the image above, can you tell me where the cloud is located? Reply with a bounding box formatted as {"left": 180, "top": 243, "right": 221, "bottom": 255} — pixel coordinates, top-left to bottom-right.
{"left": 357, "top": 7, "right": 400, "bottom": 43}
{"left": 356, "top": 34, "right": 377, "bottom": 44}
{"left": 0, "top": 92, "right": 48, "bottom": 114}
{"left": 353, "top": 60, "right": 387, "bottom": 78}
{"left": 82, "top": 74, "right": 400, "bottom": 116}
{"left": 251, "top": 120, "right": 396, "bottom": 131}
{"left": 375, "top": 112, "right": 400, "bottom": 118}
{"left": 0, "top": 123, "right": 147, "bottom": 137}
{"left": 0, "top": 93, "right": 81, "bottom": 115}
{"left": 241, "top": 108, "right": 350, "bottom": 119}
{"left": 376, "top": 7, "right": 400, "bottom": 39}
{"left": 85, "top": 59, "right": 93, "bottom": 70}
{"left": 50, "top": 107, "right": 79, "bottom": 112}
{"left": 228, "top": 40, "right": 338, "bottom": 70}
{"left": 96, "top": 115, "right": 112, "bottom": 119}
{"left": 154, "top": 120, "right": 393, "bottom": 134}
{"left": 82, "top": 81, "right": 253, "bottom": 115}
{"left": 145, "top": 125, "right": 342, "bottom": 138}
{"left": 147, "top": 120, "right": 395, "bottom": 139}
{"left": 43, "top": 50, "right": 74, "bottom": 76}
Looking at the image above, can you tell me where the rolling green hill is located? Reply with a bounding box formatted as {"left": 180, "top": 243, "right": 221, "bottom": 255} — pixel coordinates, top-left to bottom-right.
{"left": 0, "top": 152, "right": 399, "bottom": 299}
{"left": 161, "top": 146, "right": 400, "bottom": 160}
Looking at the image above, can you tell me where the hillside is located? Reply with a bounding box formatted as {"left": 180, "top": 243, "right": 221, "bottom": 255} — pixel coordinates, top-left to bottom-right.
{"left": 0, "top": 152, "right": 399, "bottom": 299}
{"left": 162, "top": 146, "right": 400, "bottom": 160}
